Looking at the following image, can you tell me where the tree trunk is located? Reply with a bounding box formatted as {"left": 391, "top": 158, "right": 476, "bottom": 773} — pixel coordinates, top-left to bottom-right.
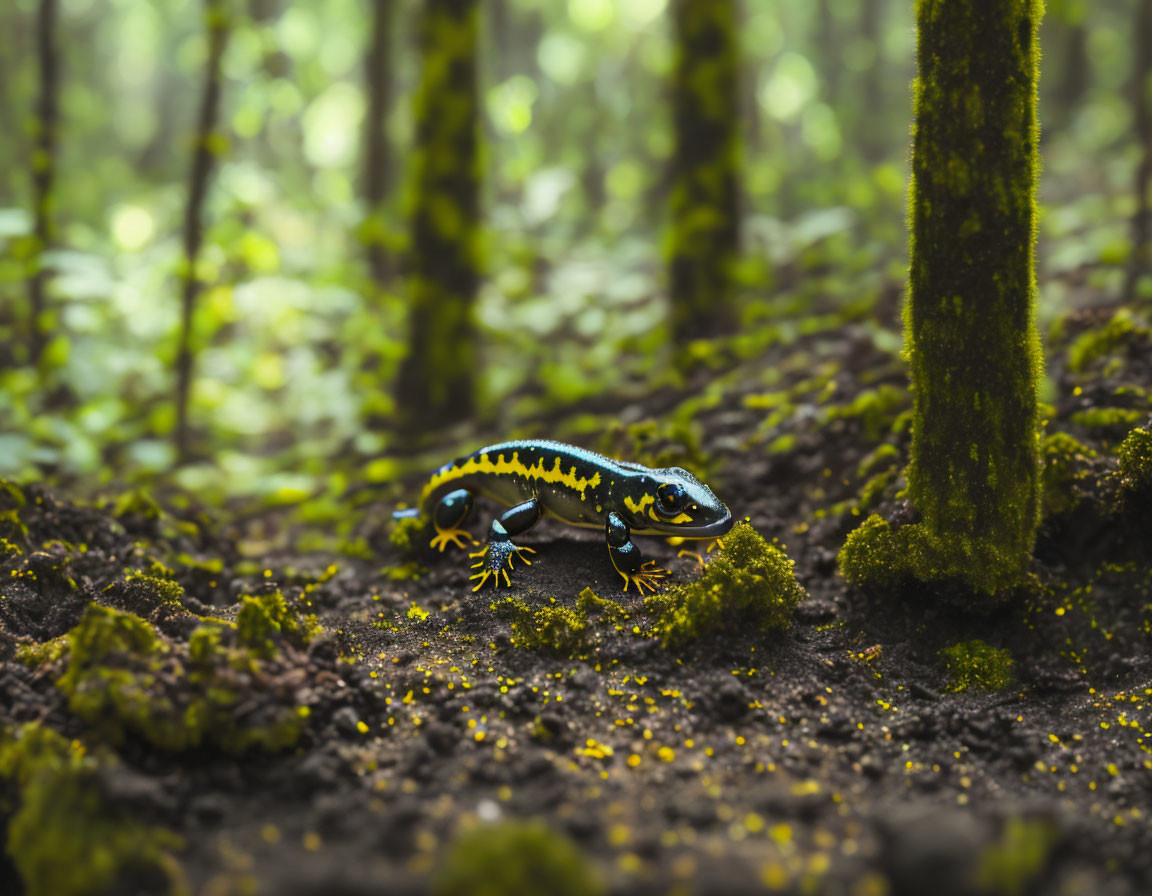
{"left": 27, "top": 0, "right": 59, "bottom": 368}
{"left": 903, "top": 0, "right": 1044, "bottom": 595}
{"left": 363, "top": 0, "right": 395, "bottom": 287}
{"left": 667, "top": 0, "right": 742, "bottom": 348}
{"left": 391, "top": 0, "right": 481, "bottom": 434}
{"left": 174, "top": 0, "right": 230, "bottom": 463}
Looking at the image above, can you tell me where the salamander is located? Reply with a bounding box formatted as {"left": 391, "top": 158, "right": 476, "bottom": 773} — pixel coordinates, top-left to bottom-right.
{"left": 405, "top": 439, "right": 733, "bottom": 592}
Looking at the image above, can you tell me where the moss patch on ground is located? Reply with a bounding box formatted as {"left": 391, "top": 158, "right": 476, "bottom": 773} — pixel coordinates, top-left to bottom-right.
{"left": 433, "top": 819, "right": 604, "bottom": 896}
{"left": 645, "top": 522, "right": 806, "bottom": 648}
{"left": 495, "top": 597, "right": 589, "bottom": 656}
{"left": 939, "top": 640, "right": 1015, "bottom": 693}
{"left": 55, "top": 604, "right": 312, "bottom": 754}
{"left": 1116, "top": 427, "right": 1152, "bottom": 494}
{"left": 838, "top": 513, "right": 1034, "bottom": 599}
{"left": 1040, "top": 432, "right": 1098, "bottom": 518}
{"left": 0, "top": 723, "right": 181, "bottom": 896}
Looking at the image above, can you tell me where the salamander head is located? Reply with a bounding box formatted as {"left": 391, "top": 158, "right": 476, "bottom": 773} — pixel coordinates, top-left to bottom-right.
{"left": 639, "top": 467, "right": 733, "bottom": 538}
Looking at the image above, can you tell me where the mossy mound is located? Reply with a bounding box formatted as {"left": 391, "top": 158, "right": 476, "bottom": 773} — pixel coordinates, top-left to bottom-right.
{"left": 1116, "top": 427, "right": 1152, "bottom": 494}
{"left": 645, "top": 523, "right": 806, "bottom": 648}
{"left": 1039, "top": 432, "right": 1099, "bottom": 518}
{"left": 838, "top": 513, "right": 1031, "bottom": 600}
{"left": 101, "top": 572, "right": 186, "bottom": 618}
{"left": 0, "top": 723, "right": 181, "bottom": 896}
{"left": 236, "top": 589, "right": 322, "bottom": 658}
{"left": 1066, "top": 308, "right": 1151, "bottom": 373}
{"left": 433, "top": 819, "right": 604, "bottom": 896}
{"left": 495, "top": 597, "right": 588, "bottom": 656}
{"left": 389, "top": 513, "right": 425, "bottom": 552}
{"left": 55, "top": 604, "right": 312, "bottom": 754}
{"left": 939, "top": 640, "right": 1015, "bottom": 693}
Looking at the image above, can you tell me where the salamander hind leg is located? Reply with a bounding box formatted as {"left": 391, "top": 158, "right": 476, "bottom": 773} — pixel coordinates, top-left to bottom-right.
{"left": 606, "top": 512, "right": 668, "bottom": 594}
{"left": 429, "top": 488, "right": 477, "bottom": 551}
{"left": 470, "top": 498, "right": 541, "bottom": 591}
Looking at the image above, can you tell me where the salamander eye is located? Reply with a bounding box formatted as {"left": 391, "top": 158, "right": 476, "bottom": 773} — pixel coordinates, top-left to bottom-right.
{"left": 656, "top": 482, "right": 686, "bottom": 516}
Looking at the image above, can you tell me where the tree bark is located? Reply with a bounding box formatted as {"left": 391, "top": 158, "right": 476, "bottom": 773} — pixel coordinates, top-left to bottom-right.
{"left": 390, "top": 0, "right": 481, "bottom": 434}
{"left": 27, "top": 0, "right": 59, "bottom": 368}
{"left": 363, "top": 0, "right": 395, "bottom": 287}
{"left": 174, "top": 0, "right": 230, "bottom": 463}
{"left": 668, "top": 0, "right": 742, "bottom": 348}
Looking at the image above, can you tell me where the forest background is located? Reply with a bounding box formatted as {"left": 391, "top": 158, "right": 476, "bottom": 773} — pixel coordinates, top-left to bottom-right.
{"left": 0, "top": 0, "right": 1142, "bottom": 511}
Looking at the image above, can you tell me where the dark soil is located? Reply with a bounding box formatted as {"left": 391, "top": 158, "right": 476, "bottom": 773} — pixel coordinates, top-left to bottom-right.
{"left": 2, "top": 295, "right": 1151, "bottom": 896}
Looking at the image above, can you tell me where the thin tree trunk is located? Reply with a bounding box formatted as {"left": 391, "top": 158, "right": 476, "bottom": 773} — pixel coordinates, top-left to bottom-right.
{"left": 174, "top": 0, "right": 230, "bottom": 463}
{"left": 818, "top": 0, "right": 839, "bottom": 109}
{"left": 1125, "top": 0, "right": 1152, "bottom": 301}
{"left": 27, "top": 0, "right": 59, "bottom": 368}
{"left": 390, "top": 0, "right": 481, "bottom": 433}
{"left": 363, "top": 0, "right": 395, "bottom": 287}
{"left": 859, "top": 0, "right": 886, "bottom": 162}
{"left": 668, "top": 0, "right": 742, "bottom": 346}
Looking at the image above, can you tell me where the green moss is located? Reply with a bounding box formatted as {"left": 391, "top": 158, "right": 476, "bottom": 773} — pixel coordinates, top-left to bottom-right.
{"left": 857, "top": 444, "right": 901, "bottom": 479}
{"left": 15, "top": 635, "right": 68, "bottom": 667}
{"left": 111, "top": 489, "right": 162, "bottom": 521}
{"left": 23, "top": 544, "right": 79, "bottom": 591}
{"left": 236, "top": 589, "right": 321, "bottom": 658}
{"left": 381, "top": 561, "right": 425, "bottom": 581}
{"left": 839, "top": 514, "right": 1030, "bottom": 597}
{"left": 825, "top": 385, "right": 907, "bottom": 440}
{"left": 495, "top": 597, "right": 588, "bottom": 656}
{"left": 976, "top": 816, "right": 1058, "bottom": 896}
{"left": 602, "top": 419, "right": 716, "bottom": 481}
{"left": 939, "top": 639, "right": 1015, "bottom": 692}
{"left": 56, "top": 605, "right": 309, "bottom": 754}
{"left": 102, "top": 572, "right": 186, "bottom": 617}
{"left": 389, "top": 513, "right": 425, "bottom": 552}
{"left": 1067, "top": 308, "right": 1149, "bottom": 373}
{"left": 1040, "top": 432, "right": 1098, "bottom": 517}
{"left": 1068, "top": 407, "right": 1146, "bottom": 433}
{"left": 667, "top": 0, "right": 741, "bottom": 346}
{"left": 645, "top": 523, "right": 806, "bottom": 648}
{"left": 576, "top": 587, "right": 627, "bottom": 624}
{"left": 857, "top": 467, "right": 900, "bottom": 514}
{"left": 0, "top": 479, "right": 29, "bottom": 543}
{"left": 433, "top": 820, "right": 604, "bottom": 896}
{"left": 903, "top": 0, "right": 1044, "bottom": 599}
{"left": 1116, "top": 428, "right": 1152, "bottom": 493}
{"left": 0, "top": 723, "right": 181, "bottom": 896}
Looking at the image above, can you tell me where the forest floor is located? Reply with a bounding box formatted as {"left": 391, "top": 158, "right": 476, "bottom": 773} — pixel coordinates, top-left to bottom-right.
{"left": 2, "top": 281, "right": 1152, "bottom": 896}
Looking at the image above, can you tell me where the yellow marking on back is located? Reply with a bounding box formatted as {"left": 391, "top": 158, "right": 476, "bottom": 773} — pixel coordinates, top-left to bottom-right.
{"left": 422, "top": 451, "right": 602, "bottom": 506}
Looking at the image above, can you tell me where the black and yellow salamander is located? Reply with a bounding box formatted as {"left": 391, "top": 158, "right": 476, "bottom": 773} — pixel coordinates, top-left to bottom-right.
{"left": 400, "top": 440, "right": 733, "bottom": 593}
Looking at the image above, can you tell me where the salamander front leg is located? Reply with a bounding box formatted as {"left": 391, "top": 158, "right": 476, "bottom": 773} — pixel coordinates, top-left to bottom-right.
{"left": 429, "top": 488, "right": 477, "bottom": 551}
{"left": 606, "top": 511, "right": 668, "bottom": 594}
{"left": 469, "top": 498, "right": 540, "bottom": 591}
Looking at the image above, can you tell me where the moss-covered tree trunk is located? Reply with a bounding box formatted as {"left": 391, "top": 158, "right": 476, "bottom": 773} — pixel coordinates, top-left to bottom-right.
{"left": 667, "top": 0, "right": 741, "bottom": 347}
{"left": 392, "top": 0, "right": 481, "bottom": 433}
{"left": 174, "top": 0, "right": 230, "bottom": 463}
{"left": 362, "top": 0, "right": 395, "bottom": 288}
{"left": 905, "top": 0, "right": 1044, "bottom": 591}
{"left": 27, "top": 0, "right": 59, "bottom": 368}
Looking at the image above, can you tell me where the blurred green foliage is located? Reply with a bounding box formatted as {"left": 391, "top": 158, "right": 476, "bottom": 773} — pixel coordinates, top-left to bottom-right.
{"left": 0, "top": 0, "right": 1145, "bottom": 504}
